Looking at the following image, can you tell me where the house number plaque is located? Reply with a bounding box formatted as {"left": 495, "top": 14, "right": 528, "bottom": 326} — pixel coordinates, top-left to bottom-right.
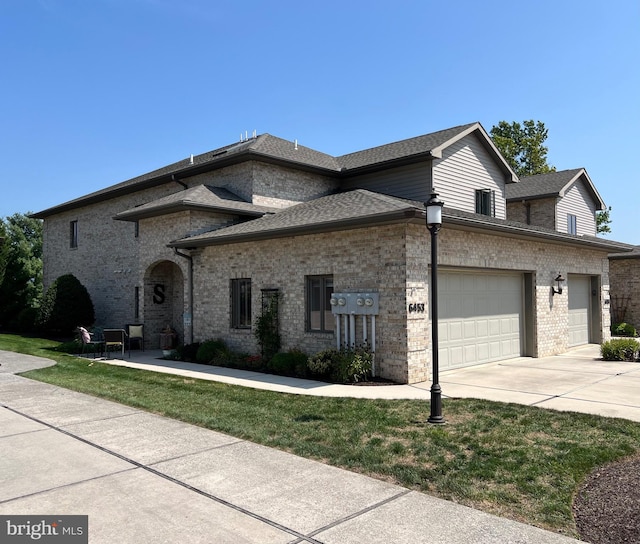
{"left": 408, "top": 303, "right": 425, "bottom": 313}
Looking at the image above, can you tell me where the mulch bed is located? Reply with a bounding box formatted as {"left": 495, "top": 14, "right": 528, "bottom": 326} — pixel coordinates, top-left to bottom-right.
{"left": 573, "top": 453, "right": 640, "bottom": 543}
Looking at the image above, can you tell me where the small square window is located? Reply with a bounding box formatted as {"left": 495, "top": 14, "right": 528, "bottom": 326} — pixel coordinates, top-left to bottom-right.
{"left": 231, "top": 278, "right": 252, "bottom": 329}
{"left": 567, "top": 214, "right": 577, "bottom": 235}
{"left": 70, "top": 220, "right": 78, "bottom": 248}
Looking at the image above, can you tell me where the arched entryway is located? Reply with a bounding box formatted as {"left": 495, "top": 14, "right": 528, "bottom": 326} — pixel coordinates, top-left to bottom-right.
{"left": 144, "top": 260, "right": 185, "bottom": 349}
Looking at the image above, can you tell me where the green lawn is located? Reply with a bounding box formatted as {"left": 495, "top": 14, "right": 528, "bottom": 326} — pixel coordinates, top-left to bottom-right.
{"left": 2, "top": 333, "right": 639, "bottom": 538}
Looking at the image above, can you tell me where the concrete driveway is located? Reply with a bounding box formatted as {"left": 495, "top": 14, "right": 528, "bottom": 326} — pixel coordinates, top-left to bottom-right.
{"left": 436, "top": 344, "right": 640, "bottom": 422}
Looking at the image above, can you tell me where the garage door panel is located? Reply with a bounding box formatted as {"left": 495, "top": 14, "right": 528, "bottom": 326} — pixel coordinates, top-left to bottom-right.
{"left": 568, "top": 275, "right": 590, "bottom": 347}
{"left": 439, "top": 271, "right": 522, "bottom": 370}
{"left": 463, "top": 321, "right": 476, "bottom": 338}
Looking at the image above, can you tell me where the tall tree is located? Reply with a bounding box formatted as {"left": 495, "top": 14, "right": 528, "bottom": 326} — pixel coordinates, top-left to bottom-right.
{"left": 0, "top": 221, "right": 9, "bottom": 287}
{"left": 0, "top": 213, "right": 43, "bottom": 330}
{"left": 490, "top": 120, "right": 556, "bottom": 177}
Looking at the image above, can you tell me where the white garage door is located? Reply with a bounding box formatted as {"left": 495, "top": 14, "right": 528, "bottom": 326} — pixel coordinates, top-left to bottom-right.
{"left": 439, "top": 270, "right": 523, "bottom": 370}
{"left": 568, "top": 275, "right": 590, "bottom": 346}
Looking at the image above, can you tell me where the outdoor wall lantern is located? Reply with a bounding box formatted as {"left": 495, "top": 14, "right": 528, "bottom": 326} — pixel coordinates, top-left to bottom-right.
{"left": 552, "top": 274, "right": 566, "bottom": 296}
{"left": 425, "top": 193, "right": 445, "bottom": 425}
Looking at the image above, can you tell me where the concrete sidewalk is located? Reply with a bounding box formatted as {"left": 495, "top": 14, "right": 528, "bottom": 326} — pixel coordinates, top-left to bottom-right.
{"left": 0, "top": 350, "right": 583, "bottom": 543}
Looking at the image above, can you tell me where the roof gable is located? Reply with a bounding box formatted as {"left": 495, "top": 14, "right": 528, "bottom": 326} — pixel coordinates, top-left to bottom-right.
{"left": 337, "top": 122, "right": 517, "bottom": 181}
{"left": 506, "top": 168, "right": 605, "bottom": 210}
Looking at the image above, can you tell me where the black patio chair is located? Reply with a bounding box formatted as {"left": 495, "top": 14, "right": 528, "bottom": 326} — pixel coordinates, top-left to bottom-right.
{"left": 126, "top": 324, "right": 144, "bottom": 352}
{"left": 103, "top": 329, "right": 128, "bottom": 359}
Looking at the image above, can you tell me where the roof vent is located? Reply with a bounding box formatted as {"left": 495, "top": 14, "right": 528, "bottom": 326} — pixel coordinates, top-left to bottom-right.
{"left": 189, "top": 154, "right": 194, "bottom": 165}
{"left": 294, "top": 139, "right": 298, "bottom": 150}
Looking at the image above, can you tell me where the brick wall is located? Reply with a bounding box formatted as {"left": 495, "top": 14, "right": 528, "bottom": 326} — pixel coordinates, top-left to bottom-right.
{"left": 507, "top": 197, "right": 557, "bottom": 230}
{"left": 609, "top": 257, "right": 640, "bottom": 331}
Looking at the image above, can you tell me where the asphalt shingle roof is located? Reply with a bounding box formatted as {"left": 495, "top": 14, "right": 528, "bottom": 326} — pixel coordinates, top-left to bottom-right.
{"left": 33, "top": 123, "right": 492, "bottom": 218}
{"left": 337, "top": 123, "right": 478, "bottom": 170}
{"left": 169, "top": 188, "right": 633, "bottom": 253}
{"left": 171, "top": 189, "right": 421, "bottom": 247}
{"left": 505, "top": 169, "right": 585, "bottom": 200}
{"left": 114, "top": 185, "right": 278, "bottom": 221}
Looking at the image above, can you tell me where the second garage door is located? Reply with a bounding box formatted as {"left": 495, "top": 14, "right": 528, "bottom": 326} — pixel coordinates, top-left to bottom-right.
{"left": 568, "top": 275, "right": 591, "bottom": 347}
{"left": 438, "top": 270, "right": 523, "bottom": 370}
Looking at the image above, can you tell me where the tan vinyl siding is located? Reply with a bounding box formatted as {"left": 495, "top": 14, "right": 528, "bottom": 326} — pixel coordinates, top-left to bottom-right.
{"left": 556, "top": 181, "right": 598, "bottom": 236}
{"left": 341, "top": 162, "right": 431, "bottom": 201}
{"left": 432, "top": 133, "right": 507, "bottom": 219}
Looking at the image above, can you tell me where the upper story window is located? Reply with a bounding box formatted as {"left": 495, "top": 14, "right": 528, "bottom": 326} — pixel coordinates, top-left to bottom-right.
{"left": 567, "top": 214, "right": 577, "bottom": 235}
{"left": 231, "top": 278, "right": 252, "bottom": 329}
{"left": 306, "top": 275, "right": 335, "bottom": 332}
{"left": 70, "top": 220, "right": 78, "bottom": 248}
{"left": 475, "top": 189, "right": 495, "bottom": 217}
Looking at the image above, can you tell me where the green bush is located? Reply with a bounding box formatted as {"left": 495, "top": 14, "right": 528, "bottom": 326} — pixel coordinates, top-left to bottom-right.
{"left": 174, "top": 342, "right": 201, "bottom": 362}
{"left": 38, "top": 274, "right": 95, "bottom": 335}
{"left": 307, "top": 349, "right": 336, "bottom": 378}
{"left": 601, "top": 338, "right": 640, "bottom": 361}
{"left": 307, "top": 346, "right": 373, "bottom": 383}
{"left": 334, "top": 347, "right": 373, "bottom": 383}
{"left": 267, "top": 349, "right": 308, "bottom": 377}
{"left": 195, "top": 339, "right": 228, "bottom": 365}
{"left": 612, "top": 322, "right": 638, "bottom": 337}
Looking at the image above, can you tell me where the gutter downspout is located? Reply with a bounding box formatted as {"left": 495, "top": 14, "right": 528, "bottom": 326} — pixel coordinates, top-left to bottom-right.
{"left": 173, "top": 247, "right": 194, "bottom": 344}
{"left": 172, "top": 174, "right": 188, "bottom": 190}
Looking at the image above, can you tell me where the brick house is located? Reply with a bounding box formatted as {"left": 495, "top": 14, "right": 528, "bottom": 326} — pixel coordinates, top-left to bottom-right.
{"left": 33, "top": 122, "right": 633, "bottom": 383}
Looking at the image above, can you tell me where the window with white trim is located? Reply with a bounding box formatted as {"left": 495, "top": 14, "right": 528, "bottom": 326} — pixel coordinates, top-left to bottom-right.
{"left": 567, "top": 214, "right": 577, "bottom": 235}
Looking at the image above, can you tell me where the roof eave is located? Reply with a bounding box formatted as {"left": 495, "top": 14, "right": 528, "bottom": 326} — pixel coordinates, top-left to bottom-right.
{"left": 444, "top": 214, "right": 633, "bottom": 251}
{"left": 169, "top": 208, "right": 423, "bottom": 248}
{"left": 114, "top": 202, "right": 267, "bottom": 222}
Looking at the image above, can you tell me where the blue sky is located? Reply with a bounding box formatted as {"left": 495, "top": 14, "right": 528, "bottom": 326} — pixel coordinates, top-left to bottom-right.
{"left": 1, "top": 0, "right": 638, "bottom": 244}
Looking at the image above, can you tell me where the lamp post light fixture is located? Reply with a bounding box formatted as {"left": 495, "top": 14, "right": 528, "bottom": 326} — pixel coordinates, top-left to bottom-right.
{"left": 426, "top": 193, "right": 445, "bottom": 425}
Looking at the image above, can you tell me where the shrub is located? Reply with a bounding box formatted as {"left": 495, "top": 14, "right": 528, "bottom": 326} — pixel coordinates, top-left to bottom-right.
{"left": 334, "top": 347, "right": 373, "bottom": 383}
{"left": 307, "top": 349, "right": 336, "bottom": 378}
{"left": 195, "top": 339, "right": 228, "bottom": 365}
{"left": 174, "top": 342, "right": 201, "bottom": 362}
{"left": 38, "top": 274, "right": 95, "bottom": 335}
{"left": 601, "top": 338, "right": 640, "bottom": 361}
{"left": 307, "top": 346, "right": 373, "bottom": 383}
{"left": 612, "top": 322, "right": 638, "bottom": 337}
{"left": 267, "top": 349, "right": 308, "bottom": 377}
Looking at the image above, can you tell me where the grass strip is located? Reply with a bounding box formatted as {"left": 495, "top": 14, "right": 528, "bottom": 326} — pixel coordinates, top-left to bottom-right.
{"left": 2, "top": 333, "right": 639, "bottom": 537}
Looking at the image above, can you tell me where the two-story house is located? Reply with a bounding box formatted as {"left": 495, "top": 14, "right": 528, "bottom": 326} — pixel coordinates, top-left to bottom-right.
{"left": 33, "top": 122, "right": 633, "bottom": 383}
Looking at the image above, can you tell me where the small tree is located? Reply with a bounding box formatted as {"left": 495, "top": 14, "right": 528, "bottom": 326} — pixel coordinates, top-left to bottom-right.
{"left": 38, "top": 274, "right": 95, "bottom": 336}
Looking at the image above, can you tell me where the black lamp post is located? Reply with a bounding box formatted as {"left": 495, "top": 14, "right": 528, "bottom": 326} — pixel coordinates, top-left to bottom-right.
{"left": 426, "top": 193, "right": 445, "bottom": 425}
